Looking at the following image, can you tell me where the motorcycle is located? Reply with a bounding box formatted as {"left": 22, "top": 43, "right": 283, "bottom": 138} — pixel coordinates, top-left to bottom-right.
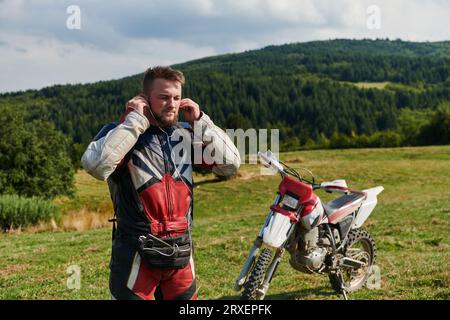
{"left": 234, "top": 151, "right": 383, "bottom": 300}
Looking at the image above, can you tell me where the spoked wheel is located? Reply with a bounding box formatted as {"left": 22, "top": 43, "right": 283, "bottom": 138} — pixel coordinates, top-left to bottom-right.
{"left": 241, "top": 248, "right": 273, "bottom": 300}
{"left": 329, "top": 228, "right": 377, "bottom": 293}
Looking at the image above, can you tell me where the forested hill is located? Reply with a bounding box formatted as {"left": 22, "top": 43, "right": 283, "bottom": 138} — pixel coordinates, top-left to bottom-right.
{"left": 1, "top": 39, "right": 450, "bottom": 162}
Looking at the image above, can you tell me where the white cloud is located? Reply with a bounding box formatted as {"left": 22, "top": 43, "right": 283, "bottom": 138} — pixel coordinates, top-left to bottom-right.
{"left": 0, "top": 31, "right": 216, "bottom": 93}
{"left": 0, "top": 0, "right": 449, "bottom": 93}
{"left": 0, "top": 0, "right": 25, "bottom": 19}
{"left": 265, "top": 0, "right": 326, "bottom": 24}
{"left": 376, "top": 0, "right": 450, "bottom": 41}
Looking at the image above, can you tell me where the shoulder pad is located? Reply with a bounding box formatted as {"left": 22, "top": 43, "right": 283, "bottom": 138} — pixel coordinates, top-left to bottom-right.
{"left": 177, "top": 122, "right": 192, "bottom": 130}
{"left": 93, "top": 122, "right": 118, "bottom": 141}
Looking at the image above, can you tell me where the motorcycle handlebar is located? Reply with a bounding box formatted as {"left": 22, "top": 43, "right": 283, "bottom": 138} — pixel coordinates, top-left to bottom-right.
{"left": 258, "top": 151, "right": 321, "bottom": 188}
{"left": 312, "top": 183, "right": 321, "bottom": 190}
{"left": 258, "top": 151, "right": 284, "bottom": 173}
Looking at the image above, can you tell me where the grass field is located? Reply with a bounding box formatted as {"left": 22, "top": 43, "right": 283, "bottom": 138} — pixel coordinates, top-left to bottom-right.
{"left": 0, "top": 146, "right": 449, "bottom": 300}
{"left": 353, "top": 82, "right": 390, "bottom": 89}
{"left": 343, "top": 81, "right": 431, "bottom": 93}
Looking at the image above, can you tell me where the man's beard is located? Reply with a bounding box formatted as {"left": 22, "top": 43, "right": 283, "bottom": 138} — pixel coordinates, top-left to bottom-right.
{"left": 153, "top": 110, "right": 179, "bottom": 128}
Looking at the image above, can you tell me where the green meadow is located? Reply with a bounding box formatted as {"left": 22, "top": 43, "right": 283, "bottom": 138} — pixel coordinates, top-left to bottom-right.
{"left": 0, "top": 146, "right": 449, "bottom": 300}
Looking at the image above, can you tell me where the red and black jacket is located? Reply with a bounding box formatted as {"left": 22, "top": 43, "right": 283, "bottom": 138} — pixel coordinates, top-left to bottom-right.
{"left": 82, "top": 108, "right": 240, "bottom": 239}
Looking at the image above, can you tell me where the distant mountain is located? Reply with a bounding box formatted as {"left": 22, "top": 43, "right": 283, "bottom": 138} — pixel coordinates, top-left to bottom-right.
{"left": 1, "top": 39, "right": 449, "bottom": 161}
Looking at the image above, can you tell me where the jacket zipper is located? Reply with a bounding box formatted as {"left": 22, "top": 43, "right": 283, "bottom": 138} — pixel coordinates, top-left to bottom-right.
{"left": 158, "top": 135, "right": 174, "bottom": 224}
{"left": 166, "top": 177, "right": 173, "bottom": 219}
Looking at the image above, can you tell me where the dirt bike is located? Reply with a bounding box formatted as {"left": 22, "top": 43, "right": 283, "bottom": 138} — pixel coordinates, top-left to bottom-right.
{"left": 234, "top": 151, "right": 383, "bottom": 300}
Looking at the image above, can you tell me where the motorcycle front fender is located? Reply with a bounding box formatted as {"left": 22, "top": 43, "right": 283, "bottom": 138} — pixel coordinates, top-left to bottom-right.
{"left": 263, "top": 212, "right": 293, "bottom": 248}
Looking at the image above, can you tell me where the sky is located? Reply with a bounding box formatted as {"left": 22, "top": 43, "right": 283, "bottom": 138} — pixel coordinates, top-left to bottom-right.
{"left": 1, "top": 0, "right": 449, "bottom": 93}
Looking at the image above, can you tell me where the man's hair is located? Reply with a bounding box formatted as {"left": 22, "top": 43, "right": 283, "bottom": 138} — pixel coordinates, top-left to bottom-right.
{"left": 142, "top": 66, "right": 185, "bottom": 94}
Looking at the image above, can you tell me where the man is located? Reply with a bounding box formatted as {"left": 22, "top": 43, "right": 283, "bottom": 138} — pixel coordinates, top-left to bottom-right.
{"left": 81, "top": 66, "right": 240, "bottom": 300}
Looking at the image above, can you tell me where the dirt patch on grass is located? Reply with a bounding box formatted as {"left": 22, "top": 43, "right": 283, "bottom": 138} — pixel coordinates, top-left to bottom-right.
{"left": 61, "top": 209, "right": 112, "bottom": 231}
{"left": 0, "top": 264, "right": 28, "bottom": 277}
{"left": 83, "top": 246, "right": 101, "bottom": 253}
{"left": 4, "top": 209, "right": 113, "bottom": 234}
{"left": 235, "top": 170, "right": 260, "bottom": 181}
{"left": 5, "top": 219, "right": 59, "bottom": 234}
{"left": 286, "top": 157, "right": 305, "bottom": 164}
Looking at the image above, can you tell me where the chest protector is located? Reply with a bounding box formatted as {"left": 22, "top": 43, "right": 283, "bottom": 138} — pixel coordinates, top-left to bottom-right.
{"left": 123, "top": 127, "right": 194, "bottom": 269}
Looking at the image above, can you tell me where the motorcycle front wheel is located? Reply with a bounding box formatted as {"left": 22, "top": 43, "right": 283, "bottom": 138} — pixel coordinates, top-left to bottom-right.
{"left": 329, "top": 228, "right": 377, "bottom": 293}
{"left": 241, "top": 247, "right": 273, "bottom": 300}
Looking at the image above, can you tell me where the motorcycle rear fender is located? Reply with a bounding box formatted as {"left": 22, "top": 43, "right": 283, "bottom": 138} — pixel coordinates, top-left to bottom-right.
{"left": 352, "top": 186, "right": 384, "bottom": 229}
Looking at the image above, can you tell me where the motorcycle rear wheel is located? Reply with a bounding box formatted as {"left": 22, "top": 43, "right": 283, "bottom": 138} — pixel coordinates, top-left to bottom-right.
{"left": 329, "top": 228, "right": 377, "bottom": 293}
{"left": 241, "top": 247, "right": 273, "bottom": 300}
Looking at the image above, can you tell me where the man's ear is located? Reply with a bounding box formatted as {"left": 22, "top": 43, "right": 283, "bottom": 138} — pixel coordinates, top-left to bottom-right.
{"left": 139, "top": 92, "right": 149, "bottom": 102}
{"left": 145, "top": 98, "right": 160, "bottom": 125}
{"left": 141, "top": 93, "right": 154, "bottom": 110}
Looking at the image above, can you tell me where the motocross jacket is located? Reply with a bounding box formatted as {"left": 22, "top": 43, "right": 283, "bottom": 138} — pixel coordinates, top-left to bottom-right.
{"left": 81, "top": 108, "right": 241, "bottom": 240}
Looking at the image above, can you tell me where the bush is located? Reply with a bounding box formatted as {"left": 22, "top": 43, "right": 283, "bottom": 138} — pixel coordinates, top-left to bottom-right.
{"left": 367, "top": 131, "right": 402, "bottom": 148}
{"left": 0, "top": 194, "right": 60, "bottom": 231}
{"left": 418, "top": 105, "right": 450, "bottom": 145}
{"left": 0, "top": 104, "right": 74, "bottom": 199}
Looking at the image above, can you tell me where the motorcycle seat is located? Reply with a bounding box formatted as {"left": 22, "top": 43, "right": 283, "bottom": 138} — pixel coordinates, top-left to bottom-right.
{"left": 323, "top": 192, "right": 366, "bottom": 217}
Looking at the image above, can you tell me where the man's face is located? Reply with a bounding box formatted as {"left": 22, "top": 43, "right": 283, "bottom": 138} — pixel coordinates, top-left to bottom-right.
{"left": 147, "top": 78, "right": 182, "bottom": 128}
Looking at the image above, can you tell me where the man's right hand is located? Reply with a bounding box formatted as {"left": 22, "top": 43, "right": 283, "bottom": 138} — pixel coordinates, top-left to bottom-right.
{"left": 126, "top": 94, "right": 159, "bottom": 126}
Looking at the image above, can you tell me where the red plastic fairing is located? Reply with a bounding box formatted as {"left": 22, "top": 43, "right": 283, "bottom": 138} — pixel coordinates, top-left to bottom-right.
{"left": 300, "top": 193, "right": 320, "bottom": 218}
{"left": 278, "top": 176, "right": 313, "bottom": 204}
{"left": 270, "top": 205, "right": 299, "bottom": 222}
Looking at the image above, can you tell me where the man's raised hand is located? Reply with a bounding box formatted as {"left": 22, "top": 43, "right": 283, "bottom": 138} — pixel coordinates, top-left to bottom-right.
{"left": 126, "top": 94, "right": 158, "bottom": 126}
{"left": 180, "top": 98, "right": 201, "bottom": 126}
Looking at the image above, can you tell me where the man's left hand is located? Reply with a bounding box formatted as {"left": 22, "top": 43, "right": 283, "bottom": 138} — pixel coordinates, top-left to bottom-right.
{"left": 180, "top": 99, "right": 201, "bottom": 126}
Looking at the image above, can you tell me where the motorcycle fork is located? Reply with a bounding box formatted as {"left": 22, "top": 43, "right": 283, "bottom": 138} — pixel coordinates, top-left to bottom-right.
{"left": 257, "top": 222, "right": 297, "bottom": 297}
{"left": 233, "top": 237, "right": 263, "bottom": 291}
{"left": 234, "top": 194, "right": 281, "bottom": 291}
{"left": 257, "top": 247, "right": 284, "bottom": 298}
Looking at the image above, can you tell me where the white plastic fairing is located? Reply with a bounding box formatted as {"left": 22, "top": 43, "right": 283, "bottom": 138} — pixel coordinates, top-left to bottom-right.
{"left": 263, "top": 213, "right": 292, "bottom": 248}
{"left": 301, "top": 198, "right": 324, "bottom": 230}
{"left": 353, "top": 186, "right": 384, "bottom": 229}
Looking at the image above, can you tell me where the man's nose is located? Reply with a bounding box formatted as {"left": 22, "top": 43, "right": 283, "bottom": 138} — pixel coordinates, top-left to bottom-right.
{"left": 166, "top": 97, "right": 175, "bottom": 107}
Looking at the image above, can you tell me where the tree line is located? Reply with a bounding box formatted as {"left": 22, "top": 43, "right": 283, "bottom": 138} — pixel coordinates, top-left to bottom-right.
{"left": 0, "top": 39, "right": 449, "bottom": 200}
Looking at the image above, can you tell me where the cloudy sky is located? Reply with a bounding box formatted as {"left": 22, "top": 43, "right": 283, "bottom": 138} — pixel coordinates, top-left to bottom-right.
{"left": 1, "top": 0, "right": 449, "bottom": 93}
